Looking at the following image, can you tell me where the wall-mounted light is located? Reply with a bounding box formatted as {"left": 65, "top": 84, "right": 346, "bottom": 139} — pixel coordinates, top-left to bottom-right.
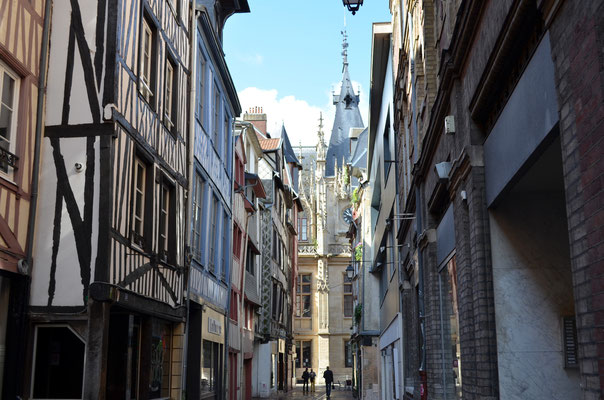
{"left": 435, "top": 162, "right": 452, "bottom": 181}
{"left": 342, "top": 0, "right": 363, "bottom": 15}
{"left": 346, "top": 264, "right": 354, "bottom": 280}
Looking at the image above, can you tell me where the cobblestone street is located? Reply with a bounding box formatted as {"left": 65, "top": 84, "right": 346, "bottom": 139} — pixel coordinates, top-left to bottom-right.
{"left": 253, "top": 386, "right": 355, "bottom": 399}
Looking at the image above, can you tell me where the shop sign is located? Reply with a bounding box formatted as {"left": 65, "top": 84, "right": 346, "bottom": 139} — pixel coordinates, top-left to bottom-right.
{"left": 208, "top": 317, "right": 222, "bottom": 335}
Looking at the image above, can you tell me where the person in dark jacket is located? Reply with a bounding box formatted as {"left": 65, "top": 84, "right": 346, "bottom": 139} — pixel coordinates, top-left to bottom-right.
{"left": 302, "top": 368, "right": 310, "bottom": 393}
{"left": 323, "top": 366, "right": 334, "bottom": 398}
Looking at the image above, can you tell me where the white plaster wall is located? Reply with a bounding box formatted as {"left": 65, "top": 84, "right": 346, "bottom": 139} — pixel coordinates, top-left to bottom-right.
{"left": 490, "top": 192, "right": 580, "bottom": 399}
{"left": 46, "top": 0, "right": 102, "bottom": 126}
{"left": 31, "top": 138, "right": 100, "bottom": 306}
{"left": 254, "top": 342, "right": 272, "bottom": 397}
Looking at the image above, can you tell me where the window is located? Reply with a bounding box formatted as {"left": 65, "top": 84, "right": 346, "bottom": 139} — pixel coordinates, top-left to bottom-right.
{"left": 164, "top": 58, "right": 177, "bottom": 132}
{"left": 295, "top": 340, "right": 311, "bottom": 368}
{"left": 296, "top": 274, "right": 311, "bottom": 318}
{"left": 196, "top": 45, "right": 206, "bottom": 124}
{"left": 223, "top": 112, "right": 230, "bottom": 161}
{"left": 158, "top": 180, "right": 174, "bottom": 263}
{"left": 132, "top": 157, "right": 149, "bottom": 249}
{"left": 272, "top": 227, "right": 277, "bottom": 260}
{"left": 212, "top": 81, "right": 220, "bottom": 147}
{"left": 343, "top": 273, "right": 353, "bottom": 317}
{"left": 299, "top": 217, "right": 308, "bottom": 241}
{"left": 0, "top": 64, "right": 19, "bottom": 174}
{"left": 191, "top": 174, "right": 204, "bottom": 260}
{"left": 221, "top": 212, "right": 228, "bottom": 281}
{"left": 245, "top": 246, "right": 254, "bottom": 275}
{"left": 272, "top": 282, "right": 278, "bottom": 320}
{"left": 139, "top": 17, "right": 156, "bottom": 104}
{"left": 230, "top": 290, "right": 238, "bottom": 321}
{"left": 209, "top": 195, "right": 218, "bottom": 273}
{"left": 345, "top": 341, "right": 353, "bottom": 367}
{"left": 201, "top": 340, "right": 222, "bottom": 396}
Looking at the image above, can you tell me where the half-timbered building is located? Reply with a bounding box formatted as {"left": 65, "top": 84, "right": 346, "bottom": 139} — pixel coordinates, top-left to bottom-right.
{"left": 184, "top": 2, "right": 248, "bottom": 400}
{"left": 28, "top": 0, "right": 190, "bottom": 398}
{"left": 0, "top": 0, "right": 47, "bottom": 397}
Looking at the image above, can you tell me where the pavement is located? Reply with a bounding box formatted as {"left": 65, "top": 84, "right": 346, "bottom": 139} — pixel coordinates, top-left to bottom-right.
{"left": 252, "top": 385, "right": 355, "bottom": 399}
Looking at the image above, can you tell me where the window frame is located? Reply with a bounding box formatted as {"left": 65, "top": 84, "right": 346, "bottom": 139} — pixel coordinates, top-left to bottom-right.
{"left": 131, "top": 155, "right": 152, "bottom": 250}
{"left": 139, "top": 15, "right": 156, "bottom": 107}
{"left": 158, "top": 176, "right": 176, "bottom": 265}
{"left": 196, "top": 43, "right": 207, "bottom": 126}
{"left": 191, "top": 173, "right": 205, "bottom": 261}
{"left": 0, "top": 62, "right": 19, "bottom": 176}
{"left": 208, "top": 195, "right": 219, "bottom": 274}
{"left": 163, "top": 56, "right": 177, "bottom": 134}
{"left": 221, "top": 211, "right": 229, "bottom": 282}
{"left": 212, "top": 80, "right": 221, "bottom": 150}
{"left": 343, "top": 273, "right": 353, "bottom": 318}
{"left": 296, "top": 273, "right": 312, "bottom": 318}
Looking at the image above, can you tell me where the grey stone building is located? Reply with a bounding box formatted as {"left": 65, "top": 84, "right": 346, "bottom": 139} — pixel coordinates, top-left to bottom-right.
{"left": 388, "top": 0, "right": 604, "bottom": 399}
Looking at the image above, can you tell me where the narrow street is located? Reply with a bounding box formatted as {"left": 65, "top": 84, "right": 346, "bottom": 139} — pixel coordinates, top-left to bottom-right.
{"left": 253, "top": 386, "right": 355, "bottom": 400}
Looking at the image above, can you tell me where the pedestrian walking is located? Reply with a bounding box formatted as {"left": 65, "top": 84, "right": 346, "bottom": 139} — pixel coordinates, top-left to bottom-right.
{"left": 323, "top": 366, "right": 334, "bottom": 399}
{"left": 302, "top": 367, "right": 310, "bottom": 393}
{"left": 310, "top": 369, "right": 316, "bottom": 392}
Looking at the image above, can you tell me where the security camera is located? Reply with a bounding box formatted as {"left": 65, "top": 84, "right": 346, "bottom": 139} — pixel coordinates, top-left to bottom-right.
{"left": 75, "top": 162, "right": 84, "bottom": 172}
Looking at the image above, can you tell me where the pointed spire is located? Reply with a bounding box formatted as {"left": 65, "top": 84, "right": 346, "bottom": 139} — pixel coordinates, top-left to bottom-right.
{"left": 341, "top": 30, "right": 349, "bottom": 72}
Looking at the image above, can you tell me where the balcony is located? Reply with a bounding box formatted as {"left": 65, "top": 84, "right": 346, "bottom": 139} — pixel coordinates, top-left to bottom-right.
{"left": 0, "top": 147, "right": 18, "bottom": 172}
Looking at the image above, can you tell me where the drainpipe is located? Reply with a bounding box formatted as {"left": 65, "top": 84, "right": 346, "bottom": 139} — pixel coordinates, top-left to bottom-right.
{"left": 181, "top": 6, "right": 200, "bottom": 396}
{"left": 409, "top": 8, "right": 428, "bottom": 398}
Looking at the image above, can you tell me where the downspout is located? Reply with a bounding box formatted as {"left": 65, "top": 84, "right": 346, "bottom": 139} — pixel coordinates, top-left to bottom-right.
{"left": 181, "top": 6, "right": 200, "bottom": 396}
{"left": 25, "top": 0, "right": 52, "bottom": 275}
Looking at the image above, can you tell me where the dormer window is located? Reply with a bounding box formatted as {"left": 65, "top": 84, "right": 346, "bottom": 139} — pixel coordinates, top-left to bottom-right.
{"left": 344, "top": 93, "right": 353, "bottom": 109}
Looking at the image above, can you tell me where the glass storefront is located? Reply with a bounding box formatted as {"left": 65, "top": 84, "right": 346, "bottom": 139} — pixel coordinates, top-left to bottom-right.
{"left": 201, "top": 339, "right": 223, "bottom": 398}
{"left": 438, "top": 255, "right": 462, "bottom": 399}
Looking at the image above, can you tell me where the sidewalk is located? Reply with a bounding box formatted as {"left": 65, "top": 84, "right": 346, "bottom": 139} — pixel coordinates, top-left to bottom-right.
{"left": 252, "top": 385, "right": 355, "bottom": 399}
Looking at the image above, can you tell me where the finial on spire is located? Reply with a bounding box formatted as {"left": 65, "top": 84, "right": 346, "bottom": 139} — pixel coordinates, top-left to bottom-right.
{"left": 341, "top": 30, "right": 349, "bottom": 71}
{"left": 319, "top": 112, "right": 324, "bottom": 131}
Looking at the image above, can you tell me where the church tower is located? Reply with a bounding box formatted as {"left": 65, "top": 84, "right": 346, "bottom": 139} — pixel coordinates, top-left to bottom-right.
{"left": 294, "top": 30, "right": 367, "bottom": 385}
{"left": 325, "top": 30, "right": 364, "bottom": 177}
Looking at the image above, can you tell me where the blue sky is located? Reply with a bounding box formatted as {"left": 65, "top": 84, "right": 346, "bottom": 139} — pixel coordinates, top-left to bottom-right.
{"left": 223, "top": 1, "right": 391, "bottom": 145}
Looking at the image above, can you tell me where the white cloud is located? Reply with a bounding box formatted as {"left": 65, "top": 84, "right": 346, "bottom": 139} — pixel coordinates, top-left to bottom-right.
{"left": 237, "top": 83, "right": 368, "bottom": 148}
{"left": 237, "top": 53, "right": 264, "bottom": 66}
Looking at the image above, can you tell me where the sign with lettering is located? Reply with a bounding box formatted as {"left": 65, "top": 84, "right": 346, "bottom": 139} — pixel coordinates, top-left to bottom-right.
{"left": 194, "top": 124, "right": 231, "bottom": 206}
{"left": 208, "top": 317, "right": 222, "bottom": 335}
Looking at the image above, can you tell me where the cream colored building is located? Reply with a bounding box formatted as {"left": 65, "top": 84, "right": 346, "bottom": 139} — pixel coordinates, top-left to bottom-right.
{"left": 293, "top": 32, "right": 366, "bottom": 387}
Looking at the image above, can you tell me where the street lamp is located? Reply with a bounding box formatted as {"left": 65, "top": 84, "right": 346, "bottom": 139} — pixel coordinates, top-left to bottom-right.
{"left": 342, "top": 0, "right": 363, "bottom": 15}
{"left": 346, "top": 264, "right": 354, "bottom": 280}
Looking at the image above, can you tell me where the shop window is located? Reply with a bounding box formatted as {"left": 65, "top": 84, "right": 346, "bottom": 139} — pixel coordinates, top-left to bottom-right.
{"left": 296, "top": 274, "right": 311, "bottom": 318}
{"left": 438, "top": 254, "right": 462, "bottom": 398}
{"left": 149, "top": 321, "right": 172, "bottom": 398}
{"left": 0, "top": 63, "right": 19, "bottom": 175}
{"left": 32, "top": 326, "right": 85, "bottom": 399}
{"left": 343, "top": 273, "right": 353, "bottom": 317}
{"left": 201, "top": 340, "right": 222, "bottom": 396}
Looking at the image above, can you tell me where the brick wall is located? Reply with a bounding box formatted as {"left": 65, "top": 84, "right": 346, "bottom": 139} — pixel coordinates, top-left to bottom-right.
{"left": 549, "top": 1, "right": 604, "bottom": 397}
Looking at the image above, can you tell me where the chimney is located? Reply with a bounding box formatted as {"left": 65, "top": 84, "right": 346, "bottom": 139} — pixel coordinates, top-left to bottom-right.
{"left": 243, "top": 106, "right": 267, "bottom": 135}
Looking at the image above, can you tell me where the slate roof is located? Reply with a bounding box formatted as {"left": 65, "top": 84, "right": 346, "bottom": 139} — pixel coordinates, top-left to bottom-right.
{"left": 278, "top": 125, "right": 301, "bottom": 166}
{"left": 325, "top": 64, "right": 364, "bottom": 176}
{"left": 350, "top": 127, "right": 368, "bottom": 169}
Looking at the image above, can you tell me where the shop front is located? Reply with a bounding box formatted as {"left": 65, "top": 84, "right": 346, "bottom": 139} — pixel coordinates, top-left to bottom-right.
{"left": 187, "top": 265, "right": 228, "bottom": 400}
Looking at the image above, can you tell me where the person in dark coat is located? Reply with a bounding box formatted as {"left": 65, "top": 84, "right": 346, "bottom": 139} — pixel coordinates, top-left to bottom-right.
{"left": 302, "top": 368, "right": 310, "bottom": 393}
{"left": 323, "top": 366, "right": 334, "bottom": 398}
